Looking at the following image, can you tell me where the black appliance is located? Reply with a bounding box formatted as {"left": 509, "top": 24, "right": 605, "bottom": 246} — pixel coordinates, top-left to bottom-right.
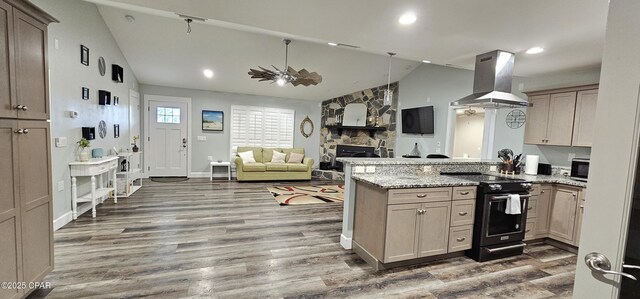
{"left": 570, "top": 158, "right": 590, "bottom": 182}
{"left": 331, "top": 145, "right": 377, "bottom": 172}
{"left": 443, "top": 172, "right": 532, "bottom": 262}
{"left": 537, "top": 163, "right": 552, "bottom": 175}
{"left": 401, "top": 106, "right": 434, "bottom": 134}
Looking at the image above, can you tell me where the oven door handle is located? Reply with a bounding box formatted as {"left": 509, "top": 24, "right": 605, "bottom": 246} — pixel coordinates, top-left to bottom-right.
{"left": 489, "top": 194, "right": 531, "bottom": 200}
{"left": 483, "top": 242, "right": 526, "bottom": 253}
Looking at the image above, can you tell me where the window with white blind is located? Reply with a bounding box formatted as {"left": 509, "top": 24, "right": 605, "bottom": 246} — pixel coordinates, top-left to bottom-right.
{"left": 230, "top": 105, "right": 295, "bottom": 154}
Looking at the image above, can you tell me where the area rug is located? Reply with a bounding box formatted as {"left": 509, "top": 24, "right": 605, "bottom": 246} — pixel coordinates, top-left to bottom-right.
{"left": 267, "top": 185, "right": 344, "bottom": 205}
{"left": 150, "top": 177, "right": 190, "bottom": 183}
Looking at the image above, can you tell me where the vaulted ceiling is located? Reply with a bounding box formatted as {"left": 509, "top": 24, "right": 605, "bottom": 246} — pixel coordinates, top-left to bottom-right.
{"left": 87, "top": 0, "right": 608, "bottom": 101}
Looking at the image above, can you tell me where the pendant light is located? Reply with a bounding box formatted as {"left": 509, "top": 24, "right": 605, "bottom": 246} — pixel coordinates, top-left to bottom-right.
{"left": 384, "top": 52, "right": 396, "bottom": 106}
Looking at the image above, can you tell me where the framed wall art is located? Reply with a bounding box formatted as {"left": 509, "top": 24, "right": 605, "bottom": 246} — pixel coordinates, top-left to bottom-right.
{"left": 114, "top": 124, "right": 120, "bottom": 138}
{"left": 202, "top": 110, "right": 223, "bottom": 131}
{"left": 81, "top": 45, "right": 89, "bottom": 66}
{"left": 82, "top": 87, "right": 89, "bottom": 100}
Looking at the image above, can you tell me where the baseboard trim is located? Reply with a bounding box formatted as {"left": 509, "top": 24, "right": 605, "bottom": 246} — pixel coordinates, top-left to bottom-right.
{"left": 53, "top": 211, "right": 72, "bottom": 231}
{"left": 340, "top": 234, "right": 352, "bottom": 249}
{"left": 189, "top": 171, "right": 236, "bottom": 179}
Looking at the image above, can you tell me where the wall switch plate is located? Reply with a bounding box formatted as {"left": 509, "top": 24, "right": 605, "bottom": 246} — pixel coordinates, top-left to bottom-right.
{"left": 197, "top": 136, "right": 207, "bottom": 141}
{"left": 207, "top": 156, "right": 213, "bottom": 161}
{"left": 354, "top": 166, "right": 365, "bottom": 173}
{"left": 423, "top": 166, "right": 432, "bottom": 172}
{"left": 365, "top": 166, "right": 376, "bottom": 173}
{"left": 489, "top": 165, "right": 497, "bottom": 172}
{"left": 57, "top": 180, "right": 64, "bottom": 192}
{"left": 568, "top": 153, "right": 576, "bottom": 161}
{"left": 560, "top": 169, "right": 570, "bottom": 177}
{"left": 54, "top": 39, "right": 59, "bottom": 50}
{"left": 518, "top": 83, "right": 525, "bottom": 91}
{"left": 55, "top": 137, "right": 67, "bottom": 147}
{"left": 426, "top": 97, "right": 431, "bottom": 102}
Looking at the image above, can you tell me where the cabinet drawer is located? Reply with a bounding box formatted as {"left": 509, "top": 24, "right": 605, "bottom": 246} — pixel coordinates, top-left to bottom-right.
{"left": 525, "top": 220, "right": 536, "bottom": 241}
{"left": 388, "top": 187, "right": 452, "bottom": 204}
{"left": 450, "top": 199, "right": 475, "bottom": 227}
{"left": 453, "top": 186, "right": 476, "bottom": 200}
{"left": 448, "top": 225, "right": 473, "bottom": 252}
{"left": 530, "top": 184, "right": 541, "bottom": 196}
{"left": 527, "top": 199, "right": 537, "bottom": 219}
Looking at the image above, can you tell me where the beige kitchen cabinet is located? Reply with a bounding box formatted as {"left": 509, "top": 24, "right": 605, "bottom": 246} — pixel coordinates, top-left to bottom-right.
{"left": 384, "top": 203, "right": 421, "bottom": 262}
{"left": 524, "top": 85, "right": 598, "bottom": 147}
{"left": 0, "top": 2, "right": 16, "bottom": 119}
{"left": 535, "top": 185, "right": 553, "bottom": 237}
{"left": 548, "top": 186, "right": 580, "bottom": 243}
{"left": 572, "top": 89, "right": 599, "bottom": 147}
{"left": 573, "top": 189, "right": 587, "bottom": 246}
{"left": 417, "top": 201, "right": 451, "bottom": 257}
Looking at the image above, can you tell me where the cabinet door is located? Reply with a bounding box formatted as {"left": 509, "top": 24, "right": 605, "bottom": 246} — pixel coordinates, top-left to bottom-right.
{"left": 546, "top": 92, "right": 577, "bottom": 146}
{"left": 17, "top": 120, "right": 53, "bottom": 283}
{"left": 573, "top": 189, "right": 586, "bottom": 246}
{"left": 417, "top": 201, "right": 451, "bottom": 257}
{"left": 13, "top": 10, "right": 48, "bottom": 120}
{"left": 384, "top": 203, "right": 420, "bottom": 263}
{"left": 0, "top": 120, "right": 22, "bottom": 299}
{"left": 572, "top": 90, "right": 598, "bottom": 147}
{"left": 0, "top": 2, "right": 16, "bottom": 119}
{"left": 524, "top": 94, "right": 550, "bottom": 144}
{"left": 535, "top": 186, "right": 552, "bottom": 237}
{"left": 549, "top": 186, "right": 579, "bottom": 242}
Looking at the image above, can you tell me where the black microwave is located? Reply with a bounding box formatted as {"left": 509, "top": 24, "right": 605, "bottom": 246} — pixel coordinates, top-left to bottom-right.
{"left": 570, "top": 158, "right": 590, "bottom": 182}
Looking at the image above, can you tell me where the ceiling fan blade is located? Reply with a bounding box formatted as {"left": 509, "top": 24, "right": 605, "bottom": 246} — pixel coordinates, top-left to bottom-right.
{"left": 271, "top": 65, "right": 283, "bottom": 73}
{"left": 287, "top": 66, "right": 299, "bottom": 77}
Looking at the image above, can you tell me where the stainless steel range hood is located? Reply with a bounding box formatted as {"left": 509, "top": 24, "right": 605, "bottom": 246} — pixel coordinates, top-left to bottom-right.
{"left": 450, "top": 50, "right": 531, "bottom": 108}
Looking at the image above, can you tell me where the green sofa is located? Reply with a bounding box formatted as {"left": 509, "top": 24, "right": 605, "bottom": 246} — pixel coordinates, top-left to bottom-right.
{"left": 234, "top": 147, "right": 313, "bottom": 181}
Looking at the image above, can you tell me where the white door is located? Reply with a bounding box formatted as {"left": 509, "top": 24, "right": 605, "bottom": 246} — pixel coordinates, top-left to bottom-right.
{"left": 148, "top": 100, "right": 188, "bottom": 177}
{"left": 573, "top": 1, "right": 640, "bottom": 297}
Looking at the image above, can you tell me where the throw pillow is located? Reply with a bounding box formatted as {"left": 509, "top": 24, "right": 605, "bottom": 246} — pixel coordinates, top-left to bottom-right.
{"left": 288, "top": 152, "right": 304, "bottom": 163}
{"left": 238, "top": 150, "right": 256, "bottom": 163}
{"left": 271, "top": 151, "right": 286, "bottom": 163}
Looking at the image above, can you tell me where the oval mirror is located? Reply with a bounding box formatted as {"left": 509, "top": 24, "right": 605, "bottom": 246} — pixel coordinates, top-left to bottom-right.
{"left": 98, "top": 57, "right": 106, "bottom": 76}
{"left": 300, "top": 116, "right": 314, "bottom": 138}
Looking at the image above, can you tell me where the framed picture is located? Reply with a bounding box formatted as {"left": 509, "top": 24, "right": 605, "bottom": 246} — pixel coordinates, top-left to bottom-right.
{"left": 82, "top": 87, "right": 89, "bottom": 100}
{"left": 114, "top": 124, "right": 120, "bottom": 138}
{"left": 202, "top": 110, "right": 223, "bottom": 131}
{"left": 81, "top": 45, "right": 89, "bottom": 66}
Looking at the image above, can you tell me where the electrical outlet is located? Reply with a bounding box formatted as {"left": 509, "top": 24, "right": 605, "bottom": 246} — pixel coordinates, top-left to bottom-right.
{"left": 365, "top": 166, "right": 376, "bottom": 173}
{"left": 489, "top": 165, "right": 497, "bottom": 172}
{"left": 560, "top": 169, "right": 570, "bottom": 177}
{"left": 568, "top": 153, "right": 576, "bottom": 161}
{"left": 426, "top": 97, "right": 431, "bottom": 102}
{"left": 354, "top": 166, "right": 365, "bottom": 173}
{"left": 423, "top": 166, "right": 432, "bottom": 172}
{"left": 207, "top": 156, "right": 213, "bottom": 161}
{"left": 57, "top": 180, "right": 64, "bottom": 192}
{"left": 54, "top": 38, "right": 59, "bottom": 50}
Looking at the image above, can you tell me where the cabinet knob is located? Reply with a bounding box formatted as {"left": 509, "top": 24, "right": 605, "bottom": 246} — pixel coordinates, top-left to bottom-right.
{"left": 456, "top": 237, "right": 466, "bottom": 242}
{"left": 417, "top": 209, "right": 426, "bottom": 215}
{"left": 526, "top": 229, "right": 531, "bottom": 233}
{"left": 458, "top": 211, "right": 468, "bottom": 216}
{"left": 416, "top": 194, "right": 427, "bottom": 198}
{"left": 541, "top": 190, "right": 545, "bottom": 194}
{"left": 15, "top": 105, "right": 27, "bottom": 111}
{"left": 528, "top": 206, "right": 533, "bottom": 210}
{"left": 14, "top": 129, "right": 24, "bottom": 134}
{"left": 460, "top": 191, "right": 470, "bottom": 195}
{"left": 22, "top": 129, "right": 29, "bottom": 134}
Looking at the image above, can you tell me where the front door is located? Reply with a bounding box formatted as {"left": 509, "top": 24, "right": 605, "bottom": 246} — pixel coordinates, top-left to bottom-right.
{"left": 148, "top": 100, "right": 188, "bottom": 177}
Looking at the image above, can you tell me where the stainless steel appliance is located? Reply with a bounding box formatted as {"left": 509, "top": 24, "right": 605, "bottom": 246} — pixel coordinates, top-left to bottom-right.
{"left": 443, "top": 172, "right": 533, "bottom": 262}
{"left": 571, "top": 158, "right": 590, "bottom": 182}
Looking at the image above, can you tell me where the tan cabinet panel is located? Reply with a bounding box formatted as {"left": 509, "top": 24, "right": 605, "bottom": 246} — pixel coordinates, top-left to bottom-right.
{"left": 572, "top": 90, "right": 598, "bottom": 147}
{"left": 448, "top": 225, "right": 472, "bottom": 252}
{"left": 0, "top": 218, "right": 21, "bottom": 299}
{"left": 452, "top": 186, "right": 476, "bottom": 200}
{"left": 527, "top": 199, "right": 537, "bottom": 219}
{"left": 417, "top": 201, "right": 451, "bottom": 257}
{"left": 451, "top": 199, "right": 475, "bottom": 226}
{"left": 13, "top": 10, "right": 48, "bottom": 120}
{"left": 525, "top": 220, "right": 536, "bottom": 241}
{"left": 0, "top": 2, "right": 16, "bottom": 119}
{"left": 546, "top": 92, "right": 577, "bottom": 146}
{"left": 524, "top": 94, "right": 550, "bottom": 145}
{"left": 0, "top": 120, "right": 18, "bottom": 218}
{"left": 384, "top": 203, "right": 420, "bottom": 263}
{"left": 549, "top": 186, "right": 579, "bottom": 242}
{"left": 21, "top": 201, "right": 52, "bottom": 283}
{"left": 535, "top": 186, "right": 552, "bottom": 237}
{"left": 573, "top": 189, "right": 586, "bottom": 246}
{"left": 388, "top": 187, "right": 452, "bottom": 204}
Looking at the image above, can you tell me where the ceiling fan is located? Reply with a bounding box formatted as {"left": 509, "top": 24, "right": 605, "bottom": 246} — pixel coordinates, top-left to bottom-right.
{"left": 248, "top": 39, "right": 323, "bottom": 87}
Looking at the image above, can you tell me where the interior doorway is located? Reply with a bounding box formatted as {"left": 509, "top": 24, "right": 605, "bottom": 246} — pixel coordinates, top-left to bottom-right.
{"left": 452, "top": 107, "right": 485, "bottom": 158}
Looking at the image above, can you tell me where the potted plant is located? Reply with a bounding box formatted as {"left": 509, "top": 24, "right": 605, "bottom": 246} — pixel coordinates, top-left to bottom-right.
{"left": 132, "top": 135, "right": 140, "bottom": 152}
{"left": 77, "top": 137, "right": 91, "bottom": 162}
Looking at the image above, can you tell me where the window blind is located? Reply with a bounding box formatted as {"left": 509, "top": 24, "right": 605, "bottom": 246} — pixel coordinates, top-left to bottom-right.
{"left": 230, "top": 105, "right": 295, "bottom": 155}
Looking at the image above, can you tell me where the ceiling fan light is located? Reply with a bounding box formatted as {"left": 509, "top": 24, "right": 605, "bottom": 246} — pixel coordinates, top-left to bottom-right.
{"left": 276, "top": 77, "right": 286, "bottom": 86}
{"left": 398, "top": 12, "right": 417, "bottom": 25}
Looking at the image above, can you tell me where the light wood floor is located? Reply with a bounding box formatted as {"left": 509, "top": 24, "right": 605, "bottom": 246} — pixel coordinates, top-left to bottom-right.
{"left": 29, "top": 179, "right": 577, "bottom": 298}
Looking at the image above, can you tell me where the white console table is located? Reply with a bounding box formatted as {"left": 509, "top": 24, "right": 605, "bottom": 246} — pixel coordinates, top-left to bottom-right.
{"left": 69, "top": 156, "right": 119, "bottom": 219}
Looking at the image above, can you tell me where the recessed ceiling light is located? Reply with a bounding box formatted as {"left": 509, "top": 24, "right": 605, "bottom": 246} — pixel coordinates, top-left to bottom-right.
{"left": 422, "top": 60, "right": 431, "bottom": 63}
{"left": 526, "top": 47, "right": 544, "bottom": 54}
{"left": 398, "top": 12, "right": 417, "bottom": 25}
{"left": 327, "top": 42, "right": 338, "bottom": 46}
{"left": 125, "top": 15, "right": 136, "bottom": 23}
{"left": 203, "top": 69, "right": 214, "bottom": 78}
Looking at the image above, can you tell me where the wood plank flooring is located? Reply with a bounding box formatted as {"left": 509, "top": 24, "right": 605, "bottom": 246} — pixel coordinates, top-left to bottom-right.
{"left": 29, "top": 179, "right": 577, "bottom": 298}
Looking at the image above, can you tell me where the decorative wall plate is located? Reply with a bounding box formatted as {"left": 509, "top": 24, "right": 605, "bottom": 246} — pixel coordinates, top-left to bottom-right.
{"left": 300, "top": 116, "right": 314, "bottom": 138}
{"left": 98, "top": 120, "right": 107, "bottom": 138}
{"left": 98, "top": 57, "right": 106, "bottom": 76}
{"left": 506, "top": 109, "right": 526, "bottom": 129}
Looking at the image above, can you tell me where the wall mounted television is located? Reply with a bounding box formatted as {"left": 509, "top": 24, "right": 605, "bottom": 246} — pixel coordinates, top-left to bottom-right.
{"left": 401, "top": 106, "right": 434, "bottom": 134}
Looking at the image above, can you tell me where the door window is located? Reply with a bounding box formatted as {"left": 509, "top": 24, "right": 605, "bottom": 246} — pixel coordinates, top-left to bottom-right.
{"left": 157, "top": 107, "right": 181, "bottom": 124}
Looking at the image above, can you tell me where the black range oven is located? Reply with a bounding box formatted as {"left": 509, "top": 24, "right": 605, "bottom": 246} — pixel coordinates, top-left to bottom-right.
{"left": 443, "top": 172, "right": 533, "bottom": 262}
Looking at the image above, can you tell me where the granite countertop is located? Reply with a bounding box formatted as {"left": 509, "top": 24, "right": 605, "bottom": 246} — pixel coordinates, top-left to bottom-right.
{"left": 492, "top": 173, "right": 588, "bottom": 188}
{"left": 337, "top": 157, "right": 500, "bottom": 166}
{"left": 352, "top": 175, "right": 480, "bottom": 189}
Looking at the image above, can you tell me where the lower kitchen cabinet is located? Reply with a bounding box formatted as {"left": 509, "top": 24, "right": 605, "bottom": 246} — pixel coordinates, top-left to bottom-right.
{"left": 548, "top": 186, "right": 579, "bottom": 243}
{"left": 417, "top": 202, "right": 451, "bottom": 257}
{"left": 535, "top": 186, "right": 553, "bottom": 237}
{"left": 384, "top": 203, "right": 421, "bottom": 262}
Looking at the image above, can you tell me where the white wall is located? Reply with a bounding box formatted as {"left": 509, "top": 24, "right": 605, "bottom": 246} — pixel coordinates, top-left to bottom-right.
{"left": 33, "top": 0, "right": 140, "bottom": 222}
{"left": 453, "top": 113, "right": 484, "bottom": 158}
{"left": 138, "top": 84, "right": 321, "bottom": 176}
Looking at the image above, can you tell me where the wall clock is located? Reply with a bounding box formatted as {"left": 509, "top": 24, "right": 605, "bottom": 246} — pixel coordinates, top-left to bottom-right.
{"left": 98, "top": 57, "right": 106, "bottom": 76}
{"left": 506, "top": 109, "right": 526, "bottom": 129}
{"left": 98, "top": 120, "right": 107, "bottom": 138}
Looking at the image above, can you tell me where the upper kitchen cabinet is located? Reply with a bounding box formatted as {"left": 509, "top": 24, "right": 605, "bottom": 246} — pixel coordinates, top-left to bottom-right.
{"left": 524, "top": 84, "right": 598, "bottom": 147}
{"left": 0, "top": 0, "right": 55, "bottom": 120}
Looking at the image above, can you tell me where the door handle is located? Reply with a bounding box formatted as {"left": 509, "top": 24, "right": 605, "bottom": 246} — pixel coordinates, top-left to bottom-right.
{"left": 182, "top": 138, "right": 187, "bottom": 148}
{"left": 584, "top": 252, "right": 637, "bottom": 280}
